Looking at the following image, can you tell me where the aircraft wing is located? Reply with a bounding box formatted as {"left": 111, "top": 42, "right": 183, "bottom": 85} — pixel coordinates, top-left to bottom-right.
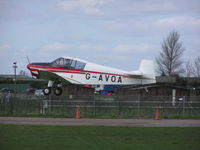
{"left": 125, "top": 60, "right": 155, "bottom": 79}
{"left": 125, "top": 74, "right": 143, "bottom": 79}
{"left": 38, "top": 70, "right": 71, "bottom": 84}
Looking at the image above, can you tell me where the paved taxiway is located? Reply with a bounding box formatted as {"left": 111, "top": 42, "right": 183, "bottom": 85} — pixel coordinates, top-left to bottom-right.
{"left": 0, "top": 117, "right": 200, "bottom": 127}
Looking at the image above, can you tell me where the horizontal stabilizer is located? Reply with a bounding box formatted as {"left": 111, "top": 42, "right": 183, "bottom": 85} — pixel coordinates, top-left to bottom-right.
{"left": 128, "top": 60, "right": 155, "bottom": 79}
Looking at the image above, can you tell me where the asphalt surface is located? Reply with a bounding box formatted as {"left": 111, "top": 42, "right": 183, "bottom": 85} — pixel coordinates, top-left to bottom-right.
{"left": 0, "top": 117, "right": 200, "bottom": 127}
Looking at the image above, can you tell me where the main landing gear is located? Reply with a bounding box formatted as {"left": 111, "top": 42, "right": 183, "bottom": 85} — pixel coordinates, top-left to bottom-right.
{"left": 54, "top": 87, "right": 62, "bottom": 96}
{"left": 43, "top": 87, "right": 51, "bottom": 95}
{"left": 43, "top": 81, "right": 63, "bottom": 96}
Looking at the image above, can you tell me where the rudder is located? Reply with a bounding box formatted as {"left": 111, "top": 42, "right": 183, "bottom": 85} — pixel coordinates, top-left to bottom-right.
{"left": 139, "top": 60, "right": 155, "bottom": 79}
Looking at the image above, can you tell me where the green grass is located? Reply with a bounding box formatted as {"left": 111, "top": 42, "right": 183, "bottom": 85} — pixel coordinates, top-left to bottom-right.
{"left": 1, "top": 106, "right": 200, "bottom": 119}
{"left": 0, "top": 125, "right": 200, "bottom": 150}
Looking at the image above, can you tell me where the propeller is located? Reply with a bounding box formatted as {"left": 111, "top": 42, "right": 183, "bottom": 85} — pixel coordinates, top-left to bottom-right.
{"left": 26, "top": 56, "right": 34, "bottom": 78}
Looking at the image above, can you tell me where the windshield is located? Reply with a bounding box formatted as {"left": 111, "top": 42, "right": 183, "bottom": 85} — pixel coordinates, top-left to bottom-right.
{"left": 51, "top": 58, "right": 86, "bottom": 70}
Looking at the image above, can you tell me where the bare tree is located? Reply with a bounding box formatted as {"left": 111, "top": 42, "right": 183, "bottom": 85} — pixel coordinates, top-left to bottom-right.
{"left": 184, "top": 61, "right": 194, "bottom": 77}
{"left": 155, "top": 31, "right": 185, "bottom": 76}
{"left": 194, "top": 57, "right": 200, "bottom": 77}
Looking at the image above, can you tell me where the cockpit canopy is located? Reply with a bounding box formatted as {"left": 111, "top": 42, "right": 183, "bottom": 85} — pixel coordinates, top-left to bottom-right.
{"left": 51, "top": 57, "right": 86, "bottom": 70}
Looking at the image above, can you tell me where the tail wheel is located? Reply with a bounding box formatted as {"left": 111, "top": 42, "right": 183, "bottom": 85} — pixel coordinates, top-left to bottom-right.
{"left": 43, "top": 87, "right": 51, "bottom": 95}
{"left": 54, "top": 87, "right": 62, "bottom": 96}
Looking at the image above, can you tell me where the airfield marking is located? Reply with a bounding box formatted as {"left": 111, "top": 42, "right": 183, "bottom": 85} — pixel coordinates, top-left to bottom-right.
{"left": 0, "top": 117, "right": 200, "bottom": 127}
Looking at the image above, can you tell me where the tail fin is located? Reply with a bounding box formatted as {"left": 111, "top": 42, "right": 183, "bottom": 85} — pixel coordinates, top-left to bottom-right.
{"left": 139, "top": 60, "right": 155, "bottom": 79}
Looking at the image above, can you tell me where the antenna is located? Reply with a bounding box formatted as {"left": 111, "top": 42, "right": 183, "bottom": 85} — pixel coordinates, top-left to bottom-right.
{"left": 26, "top": 56, "right": 30, "bottom": 64}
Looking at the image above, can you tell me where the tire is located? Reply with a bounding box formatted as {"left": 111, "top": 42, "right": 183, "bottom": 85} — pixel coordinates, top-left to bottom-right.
{"left": 54, "top": 87, "right": 62, "bottom": 96}
{"left": 43, "top": 87, "right": 51, "bottom": 95}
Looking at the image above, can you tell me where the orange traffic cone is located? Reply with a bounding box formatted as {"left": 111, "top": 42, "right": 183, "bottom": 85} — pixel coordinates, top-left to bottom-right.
{"left": 76, "top": 107, "right": 81, "bottom": 119}
{"left": 155, "top": 109, "right": 160, "bottom": 120}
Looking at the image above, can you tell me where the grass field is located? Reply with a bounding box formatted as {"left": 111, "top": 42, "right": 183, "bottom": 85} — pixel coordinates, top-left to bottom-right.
{"left": 0, "top": 125, "right": 200, "bottom": 150}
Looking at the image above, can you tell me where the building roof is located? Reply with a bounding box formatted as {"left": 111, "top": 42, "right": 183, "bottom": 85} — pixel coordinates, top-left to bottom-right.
{"left": 0, "top": 74, "right": 45, "bottom": 82}
{"left": 117, "top": 83, "right": 189, "bottom": 91}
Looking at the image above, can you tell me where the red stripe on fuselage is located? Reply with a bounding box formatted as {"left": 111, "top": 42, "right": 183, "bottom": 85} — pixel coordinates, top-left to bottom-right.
{"left": 28, "top": 64, "right": 155, "bottom": 80}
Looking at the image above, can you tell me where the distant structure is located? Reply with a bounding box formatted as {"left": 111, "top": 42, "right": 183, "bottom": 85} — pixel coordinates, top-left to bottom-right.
{"left": 0, "top": 74, "right": 46, "bottom": 92}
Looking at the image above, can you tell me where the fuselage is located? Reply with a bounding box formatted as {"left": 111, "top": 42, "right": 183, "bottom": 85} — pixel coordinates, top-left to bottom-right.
{"left": 27, "top": 57, "right": 156, "bottom": 85}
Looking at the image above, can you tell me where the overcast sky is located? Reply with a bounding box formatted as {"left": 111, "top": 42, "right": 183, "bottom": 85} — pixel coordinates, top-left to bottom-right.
{"left": 0, "top": 0, "right": 200, "bottom": 75}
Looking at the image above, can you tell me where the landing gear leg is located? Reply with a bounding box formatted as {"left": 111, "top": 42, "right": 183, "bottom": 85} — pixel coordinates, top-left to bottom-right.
{"left": 48, "top": 80, "right": 54, "bottom": 87}
{"left": 43, "top": 80, "right": 54, "bottom": 95}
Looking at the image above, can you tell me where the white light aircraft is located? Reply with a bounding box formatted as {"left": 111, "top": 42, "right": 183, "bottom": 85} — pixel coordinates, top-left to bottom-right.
{"left": 27, "top": 57, "right": 156, "bottom": 96}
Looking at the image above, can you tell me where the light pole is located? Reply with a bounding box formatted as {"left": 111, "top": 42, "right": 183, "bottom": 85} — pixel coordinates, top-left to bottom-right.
{"left": 11, "top": 62, "right": 17, "bottom": 114}
{"left": 13, "top": 62, "right": 17, "bottom": 93}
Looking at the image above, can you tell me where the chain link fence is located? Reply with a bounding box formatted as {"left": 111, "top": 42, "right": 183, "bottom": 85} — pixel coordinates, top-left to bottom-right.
{"left": 0, "top": 92, "right": 200, "bottom": 118}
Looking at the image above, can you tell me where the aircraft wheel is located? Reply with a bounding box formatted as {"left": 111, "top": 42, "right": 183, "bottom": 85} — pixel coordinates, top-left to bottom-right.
{"left": 54, "top": 87, "right": 62, "bottom": 96}
{"left": 43, "top": 87, "right": 51, "bottom": 95}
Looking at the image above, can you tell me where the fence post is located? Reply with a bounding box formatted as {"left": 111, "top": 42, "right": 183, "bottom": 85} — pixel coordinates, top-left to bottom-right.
{"left": 48, "top": 94, "right": 51, "bottom": 113}
{"left": 183, "top": 96, "right": 185, "bottom": 116}
{"left": 9, "top": 92, "right": 13, "bottom": 114}
{"left": 137, "top": 92, "right": 140, "bottom": 115}
{"left": 93, "top": 94, "right": 96, "bottom": 117}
